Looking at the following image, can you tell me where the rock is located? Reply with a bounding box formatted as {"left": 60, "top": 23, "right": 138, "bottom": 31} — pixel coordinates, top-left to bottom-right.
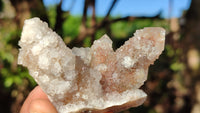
{"left": 18, "top": 17, "right": 165, "bottom": 113}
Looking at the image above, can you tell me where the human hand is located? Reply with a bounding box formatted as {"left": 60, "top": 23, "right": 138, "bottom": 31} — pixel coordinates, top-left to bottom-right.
{"left": 20, "top": 86, "right": 58, "bottom": 113}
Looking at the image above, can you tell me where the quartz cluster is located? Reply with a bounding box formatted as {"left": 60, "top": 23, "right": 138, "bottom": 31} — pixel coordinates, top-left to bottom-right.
{"left": 18, "top": 17, "right": 165, "bottom": 113}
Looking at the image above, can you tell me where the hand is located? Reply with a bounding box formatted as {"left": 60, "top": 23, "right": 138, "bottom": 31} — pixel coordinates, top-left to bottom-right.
{"left": 20, "top": 86, "right": 58, "bottom": 113}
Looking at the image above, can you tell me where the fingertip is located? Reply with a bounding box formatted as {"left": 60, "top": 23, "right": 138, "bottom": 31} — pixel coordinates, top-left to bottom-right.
{"left": 29, "top": 86, "right": 48, "bottom": 99}
{"left": 29, "top": 99, "right": 58, "bottom": 113}
{"left": 20, "top": 86, "right": 51, "bottom": 113}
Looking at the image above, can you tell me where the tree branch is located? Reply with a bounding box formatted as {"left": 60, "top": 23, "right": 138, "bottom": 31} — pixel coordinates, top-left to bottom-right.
{"left": 54, "top": 0, "right": 64, "bottom": 36}
{"left": 91, "top": 0, "right": 96, "bottom": 43}
{"left": 111, "top": 16, "right": 135, "bottom": 23}
{"left": 105, "top": 0, "right": 118, "bottom": 18}
{"left": 104, "top": 0, "right": 118, "bottom": 20}
{"left": 99, "top": 0, "right": 118, "bottom": 30}
{"left": 78, "top": 0, "right": 91, "bottom": 41}
{"left": 97, "top": 16, "right": 135, "bottom": 29}
{"left": 82, "top": 0, "right": 89, "bottom": 27}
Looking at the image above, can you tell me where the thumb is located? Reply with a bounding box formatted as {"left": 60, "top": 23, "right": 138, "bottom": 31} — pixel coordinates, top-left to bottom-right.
{"left": 29, "top": 99, "right": 57, "bottom": 113}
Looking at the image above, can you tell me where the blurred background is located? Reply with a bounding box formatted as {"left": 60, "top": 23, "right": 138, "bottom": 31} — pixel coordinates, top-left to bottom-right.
{"left": 0, "top": 0, "right": 200, "bottom": 113}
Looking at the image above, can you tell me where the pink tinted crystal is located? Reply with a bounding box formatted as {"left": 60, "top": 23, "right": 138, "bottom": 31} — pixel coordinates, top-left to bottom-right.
{"left": 18, "top": 17, "right": 165, "bottom": 113}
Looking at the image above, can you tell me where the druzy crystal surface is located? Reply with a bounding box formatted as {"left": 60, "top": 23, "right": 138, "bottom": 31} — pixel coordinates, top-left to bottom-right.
{"left": 18, "top": 17, "right": 165, "bottom": 113}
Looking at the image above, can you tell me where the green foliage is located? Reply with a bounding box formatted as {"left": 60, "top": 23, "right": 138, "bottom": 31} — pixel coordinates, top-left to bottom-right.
{"left": 165, "top": 44, "right": 185, "bottom": 71}
{"left": 62, "top": 15, "right": 81, "bottom": 39}
{"left": 111, "top": 19, "right": 169, "bottom": 39}
{"left": 1, "top": 66, "right": 36, "bottom": 89}
{"left": 46, "top": 5, "right": 57, "bottom": 28}
{"left": 170, "top": 62, "right": 185, "bottom": 71}
{"left": 0, "top": 20, "right": 36, "bottom": 92}
{"left": 95, "top": 29, "right": 107, "bottom": 40}
{"left": 83, "top": 37, "right": 91, "bottom": 47}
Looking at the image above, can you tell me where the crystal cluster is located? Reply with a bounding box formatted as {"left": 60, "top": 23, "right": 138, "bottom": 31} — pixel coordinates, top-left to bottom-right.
{"left": 18, "top": 17, "right": 165, "bottom": 113}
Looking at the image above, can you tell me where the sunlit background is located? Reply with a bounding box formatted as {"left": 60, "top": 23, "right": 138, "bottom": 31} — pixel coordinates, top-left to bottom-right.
{"left": 1, "top": 0, "right": 200, "bottom": 113}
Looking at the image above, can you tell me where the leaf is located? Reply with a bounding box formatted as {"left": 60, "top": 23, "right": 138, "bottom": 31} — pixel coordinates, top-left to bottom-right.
{"left": 170, "top": 62, "right": 185, "bottom": 71}
{"left": 13, "top": 76, "right": 22, "bottom": 85}
{"left": 1, "top": 68, "right": 8, "bottom": 77}
{"left": 4, "top": 77, "right": 13, "bottom": 88}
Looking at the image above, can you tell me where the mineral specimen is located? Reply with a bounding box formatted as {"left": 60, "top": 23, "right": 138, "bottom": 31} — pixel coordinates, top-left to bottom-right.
{"left": 18, "top": 17, "right": 165, "bottom": 113}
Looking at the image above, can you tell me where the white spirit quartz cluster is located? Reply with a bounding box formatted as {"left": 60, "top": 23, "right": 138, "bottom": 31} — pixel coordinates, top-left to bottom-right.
{"left": 18, "top": 17, "right": 165, "bottom": 113}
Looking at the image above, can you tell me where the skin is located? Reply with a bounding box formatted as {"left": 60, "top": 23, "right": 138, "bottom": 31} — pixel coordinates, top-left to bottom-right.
{"left": 20, "top": 86, "right": 58, "bottom": 113}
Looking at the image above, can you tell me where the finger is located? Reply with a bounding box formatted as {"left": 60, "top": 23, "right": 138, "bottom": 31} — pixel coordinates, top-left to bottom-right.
{"left": 29, "top": 99, "right": 57, "bottom": 113}
{"left": 20, "top": 86, "right": 57, "bottom": 113}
